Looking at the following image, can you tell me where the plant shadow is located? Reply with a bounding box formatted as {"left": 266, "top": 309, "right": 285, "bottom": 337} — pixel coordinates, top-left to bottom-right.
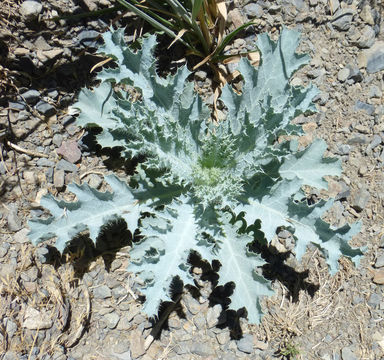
{"left": 38, "top": 217, "right": 320, "bottom": 342}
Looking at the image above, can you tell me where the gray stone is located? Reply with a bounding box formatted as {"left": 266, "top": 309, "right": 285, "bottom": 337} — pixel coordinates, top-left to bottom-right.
{"left": 13, "top": 228, "right": 29, "bottom": 243}
{"left": 21, "top": 89, "right": 40, "bottom": 104}
{"left": 116, "top": 316, "right": 132, "bottom": 331}
{"left": 350, "top": 188, "right": 370, "bottom": 212}
{"left": 4, "top": 318, "right": 18, "bottom": 337}
{"left": 329, "top": 0, "right": 339, "bottom": 13}
{"left": 52, "top": 355, "right": 66, "bottom": 360}
{"left": 53, "top": 169, "right": 65, "bottom": 189}
{"left": 183, "top": 294, "right": 200, "bottom": 315}
{"left": 369, "top": 85, "right": 382, "bottom": 98}
{"left": 36, "top": 158, "right": 55, "bottom": 167}
{"left": 8, "top": 101, "right": 25, "bottom": 110}
{"left": 355, "top": 100, "right": 375, "bottom": 115}
{"left": 194, "top": 70, "right": 207, "bottom": 81}
{"left": 355, "top": 25, "right": 376, "bottom": 49}
{"left": 113, "top": 341, "right": 131, "bottom": 354}
{"left": 347, "top": 135, "right": 368, "bottom": 145}
{"left": 78, "top": 30, "right": 100, "bottom": 47}
{"left": 34, "top": 36, "right": 51, "bottom": 51}
{"left": 55, "top": 159, "right": 78, "bottom": 172}
{"left": 243, "top": 3, "right": 263, "bottom": 17}
{"left": 220, "top": 354, "right": 237, "bottom": 360}
{"left": 292, "top": 0, "right": 305, "bottom": 10}
{"left": 368, "top": 293, "right": 381, "bottom": 307}
{"left": 128, "top": 329, "right": 146, "bottom": 358}
{"left": 347, "top": 66, "right": 363, "bottom": 83}
{"left": 20, "top": 1, "right": 43, "bottom": 21}
{"left": 335, "top": 182, "right": 350, "bottom": 200}
{"left": 365, "top": 41, "right": 384, "bottom": 73}
{"left": 313, "top": 91, "right": 329, "bottom": 106}
{"left": 369, "top": 135, "right": 382, "bottom": 149}
{"left": 206, "top": 303, "right": 222, "bottom": 328}
{"left": 23, "top": 306, "right": 53, "bottom": 330}
{"left": 352, "top": 295, "right": 364, "bottom": 305}
{"left": 103, "top": 312, "right": 120, "bottom": 329}
{"left": 190, "top": 342, "right": 215, "bottom": 356}
{"left": 7, "top": 204, "right": 22, "bottom": 232}
{"left": 52, "top": 134, "right": 63, "bottom": 147}
{"left": 112, "top": 286, "right": 126, "bottom": 299}
{"left": 47, "top": 89, "right": 59, "bottom": 99}
{"left": 337, "top": 68, "right": 350, "bottom": 82}
{"left": 237, "top": 333, "right": 254, "bottom": 353}
{"left": 35, "top": 247, "right": 51, "bottom": 264}
{"left": 93, "top": 285, "right": 112, "bottom": 299}
{"left": 360, "top": 4, "right": 375, "bottom": 25}
{"left": 174, "top": 340, "right": 190, "bottom": 355}
{"left": 341, "top": 347, "right": 358, "bottom": 360}
{"left": 0, "top": 243, "right": 10, "bottom": 258}
{"left": 193, "top": 312, "right": 206, "bottom": 330}
{"left": 332, "top": 10, "right": 354, "bottom": 31}
{"left": 337, "top": 144, "right": 350, "bottom": 155}
{"left": 87, "top": 174, "right": 103, "bottom": 189}
{"left": 375, "top": 253, "right": 384, "bottom": 268}
{"left": 3, "top": 352, "right": 18, "bottom": 360}
{"left": 35, "top": 101, "right": 56, "bottom": 116}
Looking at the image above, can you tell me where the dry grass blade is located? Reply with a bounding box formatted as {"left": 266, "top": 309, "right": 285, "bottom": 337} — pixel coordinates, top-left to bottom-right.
{"left": 63, "top": 284, "right": 91, "bottom": 348}
{"left": 168, "top": 28, "right": 188, "bottom": 49}
{"left": 214, "top": 0, "right": 227, "bottom": 46}
{"left": 90, "top": 57, "right": 113, "bottom": 74}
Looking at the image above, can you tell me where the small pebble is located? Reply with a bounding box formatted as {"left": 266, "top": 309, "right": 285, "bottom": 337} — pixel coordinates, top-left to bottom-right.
{"left": 36, "top": 158, "right": 55, "bottom": 167}
{"left": 21, "top": 89, "right": 40, "bottom": 104}
{"left": 375, "top": 253, "right": 384, "bottom": 268}
{"left": 56, "top": 140, "right": 82, "bottom": 163}
{"left": 55, "top": 159, "right": 78, "bottom": 172}
{"left": 350, "top": 188, "right": 370, "bottom": 212}
{"left": 355, "top": 25, "right": 376, "bottom": 49}
{"left": 78, "top": 30, "right": 100, "bottom": 47}
{"left": 206, "top": 304, "right": 222, "bottom": 328}
{"left": 337, "top": 68, "right": 350, "bottom": 82}
{"left": 341, "top": 347, "right": 358, "bottom": 360}
{"left": 368, "top": 293, "right": 381, "bottom": 307}
{"left": 366, "top": 42, "right": 384, "bottom": 73}
{"left": 54, "top": 169, "right": 65, "bottom": 190}
{"left": 332, "top": 10, "right": 354, "bottom": 31}
{"left": 93, "top": 285, "right": 112, "bottom": 299}
{"left": 103, "top": 312, "right": 120, "bottom": 329}
{"left": 355, "top": 100, "right": 375, "bottom": 115}
{"left": 237, "top": 333, "right": 254, "bottom": 354}
{"left": 35, "top": 101, "right": 56, "bottom": 116}
{"left": 7, "top": 204, "right": 22, "bottom": 232}
{"left": 20, "top": 1, "right": 43, "bottom": 21}
{"left": 52, "top": 133, "right": 63, "bottom": 147}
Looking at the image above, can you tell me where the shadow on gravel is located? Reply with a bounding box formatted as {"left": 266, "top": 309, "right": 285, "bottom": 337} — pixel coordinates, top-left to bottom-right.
{"left": 41, "top": 219, "right": 132, "bottom": 281}
{"left": 39, "top": 217, "right": 319, "bottom": 341}
{"left": 6, "top": 53, "right": 104, "bottom": 97}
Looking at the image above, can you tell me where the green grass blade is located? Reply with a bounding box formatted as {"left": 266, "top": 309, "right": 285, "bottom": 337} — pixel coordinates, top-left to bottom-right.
{"left": 191, "top": 0, "right": 204, "bottom": 21}
{"left": 212, "top": 21, "right": 255, "bottom": 59}
{"left": 116, "top": 0, "right": 190, "bottom": 47}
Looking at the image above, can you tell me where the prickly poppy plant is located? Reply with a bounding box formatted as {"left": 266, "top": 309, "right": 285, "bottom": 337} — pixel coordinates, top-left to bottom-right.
{"left": 28, "top": 28, "right": 363, "bottom": 323}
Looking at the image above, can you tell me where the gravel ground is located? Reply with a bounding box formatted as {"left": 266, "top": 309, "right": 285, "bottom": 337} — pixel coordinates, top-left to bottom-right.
{"left": 0, "top": 0, "right": 383, "bottom": 359}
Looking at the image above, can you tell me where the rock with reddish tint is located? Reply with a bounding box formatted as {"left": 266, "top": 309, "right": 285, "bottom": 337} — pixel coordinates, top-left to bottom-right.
{"left": 56, "top": 140, "right": 82, "bottom": 163}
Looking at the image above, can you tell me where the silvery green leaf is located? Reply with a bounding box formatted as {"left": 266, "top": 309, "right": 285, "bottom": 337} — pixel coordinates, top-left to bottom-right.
{"left": 279, "top": 139, "right": 341, "bottom": 189}
{"left": 128, "top": 196, "right": 214, "bottom": 318}
{"left": 28, "top": 175, "right": 145, "bottom": 253}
